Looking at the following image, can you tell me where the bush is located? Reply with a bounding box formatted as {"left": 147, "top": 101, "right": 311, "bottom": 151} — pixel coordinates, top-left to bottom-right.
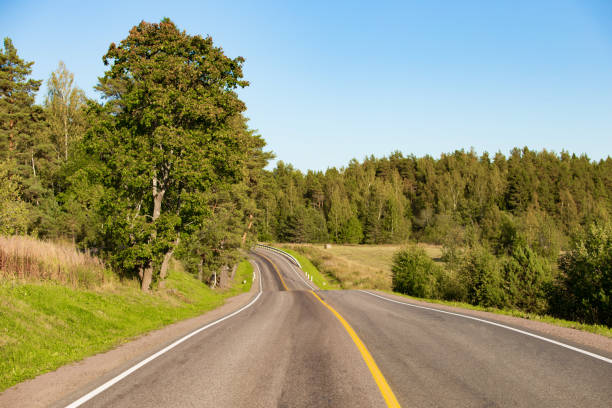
{"left": 502, "top": 244, "right": 553, "bottom": 314}
{"left": 553, "top": 222, "right": 612, "bottom": 326}
{"left": 392, "top": 246, "right": 444, "bottom": 298}
{"left": 459, "top": 246, "right": 505, "bottom": 308}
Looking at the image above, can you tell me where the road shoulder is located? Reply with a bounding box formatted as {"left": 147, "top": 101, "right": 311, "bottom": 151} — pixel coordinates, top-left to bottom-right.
{"left": 366, "top": 290, "right": 612, "bottom": 357}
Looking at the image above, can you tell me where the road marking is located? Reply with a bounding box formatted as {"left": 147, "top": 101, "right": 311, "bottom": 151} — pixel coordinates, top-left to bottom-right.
{"left": 261, "top": 248, "right": 315, "bottom": 290}
{"left": 65, "top": 263, "right": 264, "bottom": 408}
{"left": 309, "top": 291, "right": 401, "bottom": 408}
{"left": 359, "top": 290, "right": 612, "bottom": 365}
{"left": 259, "top": 253, "right": 290, "bottom": 291}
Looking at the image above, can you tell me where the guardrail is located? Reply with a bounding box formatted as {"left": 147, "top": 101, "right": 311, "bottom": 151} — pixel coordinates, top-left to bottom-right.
{"left": 254, "top": 244, "right": 302, "bottom": 268}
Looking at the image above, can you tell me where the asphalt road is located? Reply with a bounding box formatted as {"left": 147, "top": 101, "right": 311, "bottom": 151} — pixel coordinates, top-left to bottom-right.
{"left": 62, "top": 248, "right": 612, "bottom": 408}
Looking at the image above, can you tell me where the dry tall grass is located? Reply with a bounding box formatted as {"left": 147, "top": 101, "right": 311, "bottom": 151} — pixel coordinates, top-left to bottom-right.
{"left": 281, "top": 243, "right": 443, "bottom": 291}
{"left": 0, "top": 236, "right": 110, "bottom": 288}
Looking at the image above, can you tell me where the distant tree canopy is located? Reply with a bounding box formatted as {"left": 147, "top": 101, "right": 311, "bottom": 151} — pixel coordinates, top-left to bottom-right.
{"left": 259, "top": 149, "right": 611, "bottom": 249}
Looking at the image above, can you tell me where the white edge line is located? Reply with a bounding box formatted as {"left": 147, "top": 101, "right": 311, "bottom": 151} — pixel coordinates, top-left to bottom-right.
{"left": 359, "top": 290, "right": 612, "bottom": 365}
{"left": 287, "top": 262, "right": 316, "bottom": 291}
{"left": 276, "top": 252, "right": 315, "bottom": 290}
{"left": 257, "top": 247, "right": 315, "bottom": 291}
{"left": 65, "top": 262, "right": 264, "bottom": 408}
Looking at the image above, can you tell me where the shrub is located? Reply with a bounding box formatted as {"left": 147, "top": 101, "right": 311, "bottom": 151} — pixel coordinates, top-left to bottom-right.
{"left": 459, "top": 246, "right": 505, "bottom": 308}
{"left": 502, "top": 243, "right": 553, "bottom": 314}
{"left": 554, "top": 222, "right": 612, "bottom": 326}
{"left": 392, "top": 246, "right": 443, "bottom": 298}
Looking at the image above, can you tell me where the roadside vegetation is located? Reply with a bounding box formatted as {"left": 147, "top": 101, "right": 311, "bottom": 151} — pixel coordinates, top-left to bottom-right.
{"left": 276, "top": 247, "right": 341, "bottom": 289}
{"left": 391, "top": 221, "right": 612, "bottom": 327}
{"left": 1, "top": 20, "right": 269, "bottom": 293}
{"left": 286, "top": 242, "right": 612, "bottom": 337}
{"left": 280, "top": 243, "right": 440, "bottom": 290}
{"left": 0, "top": 236, "right": 254, "bottom": 392}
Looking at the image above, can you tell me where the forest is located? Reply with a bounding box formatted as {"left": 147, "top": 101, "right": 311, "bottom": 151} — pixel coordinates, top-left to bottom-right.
{"left": 1, "top": 18, "right": 611, "bottom": 325}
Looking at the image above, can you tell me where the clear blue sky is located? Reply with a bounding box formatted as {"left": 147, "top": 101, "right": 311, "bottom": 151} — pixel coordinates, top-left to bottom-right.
{"left": 2, "top": 0, "right": 611, "bottom": 171}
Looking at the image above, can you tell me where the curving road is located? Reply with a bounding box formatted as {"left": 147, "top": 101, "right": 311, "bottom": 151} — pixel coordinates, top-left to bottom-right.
{"left": 58, "top": 248, "right": 612, "bottom": 408}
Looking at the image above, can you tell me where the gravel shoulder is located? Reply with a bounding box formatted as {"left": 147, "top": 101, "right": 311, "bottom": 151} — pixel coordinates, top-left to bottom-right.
{"left": 0, "top": 282, "right": 259, "bottom": 408}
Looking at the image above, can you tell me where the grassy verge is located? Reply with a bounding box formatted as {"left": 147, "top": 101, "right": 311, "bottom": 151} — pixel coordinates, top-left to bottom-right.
{"left": 0, "top": 259, "right": 253, "bottom": 392}
{"left": 275, "top": 247, "right": 341, "bottom": 289}
{"left": 279, "top": 244, "right": 393, "bottom": 289}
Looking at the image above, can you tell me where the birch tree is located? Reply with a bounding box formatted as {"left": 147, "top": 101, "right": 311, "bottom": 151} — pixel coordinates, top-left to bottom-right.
{"left": 44, "top": 61, "right": 86, "bottom": 161}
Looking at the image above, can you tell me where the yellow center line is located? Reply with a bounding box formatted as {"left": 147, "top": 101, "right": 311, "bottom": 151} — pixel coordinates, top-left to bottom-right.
{"left": 260, "top": 253, "right": 290, "bottom": 291}
{"left": 309, "top": 291, "right": 401, "bottom": 408}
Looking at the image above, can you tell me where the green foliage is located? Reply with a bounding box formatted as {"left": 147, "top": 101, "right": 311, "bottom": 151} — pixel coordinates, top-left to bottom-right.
{"left": 44, "top": 61, "right": 87, "bottom": 162}
{"left": 554, "top": 222, "right": 612, "bottom": 326}
{"left": 83, "top": 19, "right": 263, "bottom": 289}
{"left": 459, "top": 246, "right": 505, "bottom": 308}
{"left": 0, "top": 37, "right": 42, "bottom": 161}
{"left": 0, "top": 37, "right": 52, "bottom": 212}
{"left": 0, "top": 160, "right": 29, "bottom": 234}
{"left": 502, "top": 243, "right": 553, "bottom": 314}
{"left": 392, "top": 246, "right": 444, "bottom": 298}
{"left": 340, "top": 215, "right": 363, "bottom": 244}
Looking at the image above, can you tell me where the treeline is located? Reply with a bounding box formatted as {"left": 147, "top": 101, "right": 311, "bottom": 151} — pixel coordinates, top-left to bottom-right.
{"left": 257, "top": 152, "right": 611, "bottom": 325}
{"left": 0, "top": 19, "right": 269, "bottom": 291}
{"left": 258, "top": 150, "right": 611, "bottom": 250}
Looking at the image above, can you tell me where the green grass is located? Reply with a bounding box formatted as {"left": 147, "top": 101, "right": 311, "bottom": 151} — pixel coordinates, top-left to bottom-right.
{"left": 275, "top": 247, "right": 341, "bottom": 290}
{"left": 381, "top": 289, "right": 612, "bottom": 338}
{"left": 0, "top": 259, "right": 253, "bottom": 392}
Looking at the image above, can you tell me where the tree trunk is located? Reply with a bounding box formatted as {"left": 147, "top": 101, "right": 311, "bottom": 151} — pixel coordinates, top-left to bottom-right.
{"left": 141, "top": 266, "right": 153, "bottom": 292}
{"left": 211, "top": 270, "right": 217, "bottom": 289}
{"left": 159, "top": 236, "right": 180, "bottom": 281}
{"left": 9, "top": 120, "right": 14, "bottom": 151}
{"left": 31, "top": 152, "right": 36, "bottom": 177}
{"left": 197, "top": 258, "right": 204, "bottom": 282}
{"left": 140, "top": 174, "right": 166, "bottom": 292}
{"left": 64, "top": 115, "right": 69, "bottom": 161}
{"left": 241, "top": 214, "right": 254, "bottom": 245}
{"left": 152, "top": 176, "right": 165, "bottom": 221}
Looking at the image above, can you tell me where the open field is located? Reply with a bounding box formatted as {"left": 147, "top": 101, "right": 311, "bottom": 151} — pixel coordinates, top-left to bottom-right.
{"left": 0, "top": 237, "right": 253, "bottom": 392}
{"left": 277, "top": 243, "right": 442, "bottom": 291}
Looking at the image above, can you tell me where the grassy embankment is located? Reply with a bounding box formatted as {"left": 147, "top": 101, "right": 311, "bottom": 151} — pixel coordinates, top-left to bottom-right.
{"left": 282, "top": 243, "right": 612, "bottom": 338}
{"left": 0, "top": 236, "right": 253, "bottom": 392}
{"left": 275, "top": 247, "right": 341, "bottom": 289}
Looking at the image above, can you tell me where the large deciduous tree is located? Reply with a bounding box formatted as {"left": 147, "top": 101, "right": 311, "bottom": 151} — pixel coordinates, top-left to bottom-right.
{"left": 87, "top": 19, "right": 257, "bottom": 290}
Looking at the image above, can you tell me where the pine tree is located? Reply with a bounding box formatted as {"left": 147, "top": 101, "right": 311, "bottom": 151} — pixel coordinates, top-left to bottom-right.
{"left": 0, "top": 38, "right": 50, "bottom": 208}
